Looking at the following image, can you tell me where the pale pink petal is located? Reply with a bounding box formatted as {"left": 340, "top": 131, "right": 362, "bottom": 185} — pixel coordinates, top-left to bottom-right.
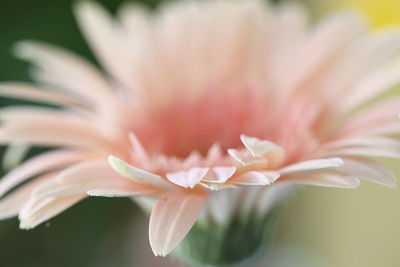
{"left": 87, "top": 186, "right": 156, "bottom": 197}
{"left": 56, "top": 159, "right": 115, "bottom": 183}
{"left": 322, "top": 136, "right": 400, "bottom": 151}
{"left": 337, "top": 96, "right": 400, "bottom": 134}
{"left": 281, "top": 12, "right": 365, "bottom": 93}
{"left": 108, "top": 156, "right": 172, "bottom": 190}
{"left": 205, "top": 143, "right": 231, "bottom": 166}
{"left": 74, "top": 1, "right": 132, "bottom": 89}
{"left": 359, "top": 122, "right": 400, "bottom": 136}
{"left": 167, "top": 167, "right": 209, "bottom": 188}
{"left": 19, "top": 197, "right": 54, "bottom": 221}
{"left": 202, "top": 166, "right": 236, "bottom": 183}
{"left": 31, "top": 159, "right": 159, "bottom": 198}
{"left": 0, "top": 112, "right": 115, "bottom": 150}
{"left": 149, "top": 192, "right": 207, "bottom": 256}
{"left": 14, "top": 41, "right": 121, "bottom": 112}
{"left": 181, "top": 151, "right": 203, "bottom": 170}
{"left": 340, "top": 158, "right": 396, "bottom": 187}
{"left": 240, "top": 134, "right": 282, "bottom": 157}
{"left": 33, "top": 177, "right": 152, "bottom": 199}
{"left": 312, "top": 30, "right": 400, "bottom": 111}
{"left": 0, "top": 150, "right": 86, "bottom": 197}
{"left": 281, "top": 173, "right": 360, "bottom": 188}
{"left": 323, "top": 147, "right": 400, "bottom": 159}
{"left": 199, "top": 183, "right": 238, "bottom": 191}
{"left": 0, "top": 107, "right": 110, "bottom": 138}
{"left": 0, "top": 173, "right": 55, "bottom": 219}
{"left": 265, "top": 3, "right": 307, "bottom": 92}
{"left": 229, "top": 171, "right": 280, "bottom": 185}
{"left": 227, "top": 148, "right": 267, "bottom": 166}
{"left": 338, "top": 63, "right": 400, "bottom": 114}
{"left": 0, "top": 83, "right": 85, "bottom": 107}
{"left": 19, "top": 195, "right": 84, "bottom": 229}
{"left": 128, "top": 132, "right": 150, "bottom": 165}
{"left": 279, "top": 158, "right": 343, "bottom": 175}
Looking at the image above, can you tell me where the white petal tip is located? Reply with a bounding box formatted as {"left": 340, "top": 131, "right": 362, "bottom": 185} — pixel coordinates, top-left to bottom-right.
{"left": 87, "top": 190, "right": 131, "bottom": 197}
{"left": 240, "top": 134, "right": 282, "bottom": 157}
{"left": 167, "top": 168, "right": 209, "bottom": 188}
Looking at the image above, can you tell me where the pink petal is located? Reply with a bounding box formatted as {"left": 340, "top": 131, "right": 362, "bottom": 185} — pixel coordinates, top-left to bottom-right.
{"left": 87, "top": 186, "right": 156, "bottom": 197}
{"left": 167, "top": 167, "right": 209, "bottom": 188}
{"left": 74, "top": 1, "right": 132, "bottom": 89}
{"left": 199, "top": 183, "right": 238, "bottom": 191}
{"left": 14, "top": 41, "right": 121, "bottom": 113}
{"left": 0, "top": 113, "right": 114, "bottom": 150}
{"left": 108, "top": 156, "right": 172, "bottom": 190}
{"left": 323, "top": 147, "right": 400, "bottom": 159}
{"left": 282, "top": 173, "right": 360, "bottom": 188}
{"left": 0, "top": 82, "right": 84, "bottom": 107}
{"left": 128, "top": 132, "right": 150, "bottom": 165}
{"left": 149, "top": 192, "right": 207, "bottom": 256}
{"left": 33, "top": 159, "right": 159, "bottom": 198}
{"left": 205, "top": 143, "right": 224, "bottom": 165}
{"left": 281, "top": 11, "right": 365, "bottom": 93}
{"left": 56, "top": 159, "right": 115, "bottom": 183}
{"left": 322, "top": 136, "right": 400, "bottom": 151}
{"left": 33, "top": 177, "right": 133, "bottom": 199}
{"left": 19, "top": 195, "right": 84, "bottom": 229}
{"left": 229, "top": 171, "right": 280, "bottom": 185}
{"left": 202, "top": 166, "right": 236, "bottom": 183}
{"left": 0, "top": 173, "right": 55, "bottom": 219}
{"left": 227, "top": 148, "right": 267, "bottom": 166}
{"left": 338, "top": 64, "right": 400, "bottom": 114}
{"left": 279, "top": 158, "right": 343, "bottom": 175}
{"left": 340, "top": 158, "right": 396, "bottom": 187}
{"left": 240, "top": 134, "right": 282, "bottom": 157}
{"left": 0, "top": 150, "right": 86, "bottom": 197}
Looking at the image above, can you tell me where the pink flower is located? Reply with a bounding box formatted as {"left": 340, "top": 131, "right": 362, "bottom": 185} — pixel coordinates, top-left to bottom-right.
{"left": 0, "top": 0, "right": 399, "bottom": 258}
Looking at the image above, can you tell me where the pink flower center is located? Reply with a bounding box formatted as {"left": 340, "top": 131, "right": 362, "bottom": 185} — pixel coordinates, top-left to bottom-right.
{"left": 133, "top": 85, "right": 320, "bottom": 162}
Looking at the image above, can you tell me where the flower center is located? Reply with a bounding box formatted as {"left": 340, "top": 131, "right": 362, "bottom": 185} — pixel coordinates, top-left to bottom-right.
{"left": 132, "top": 84, "right": 320, "bottom": 163}
{"left": 133, "top": 86, "right": 269, "bottom": 158}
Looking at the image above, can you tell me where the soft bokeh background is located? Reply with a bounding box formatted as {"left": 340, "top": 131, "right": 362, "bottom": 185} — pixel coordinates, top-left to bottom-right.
{"left": 0, "top": 0, "right": 399, "bottom": 266}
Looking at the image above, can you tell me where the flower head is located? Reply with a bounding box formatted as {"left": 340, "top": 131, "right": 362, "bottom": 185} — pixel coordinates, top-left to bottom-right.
{"left": 0, "top": 0, "right": 399, "bottom": 260}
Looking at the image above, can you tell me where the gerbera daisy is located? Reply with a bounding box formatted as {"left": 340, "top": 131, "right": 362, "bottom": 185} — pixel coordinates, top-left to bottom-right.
{"left": 0, "top": 0, "right": 399, "bottom": 265}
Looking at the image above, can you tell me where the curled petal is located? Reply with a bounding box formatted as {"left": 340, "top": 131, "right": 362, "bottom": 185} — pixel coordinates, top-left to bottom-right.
{"left": 19, "top": 195, "right": 84, "bottom": 229}
{"left": 108, "top": 156, "right": 172, "bottom": 190}
{"left": 0, "top": 173, "right": 54, "bottom": 220}
{"left": 227, "top": 149, "right": 267, "bottom": 166}
{"left": 167, "top": 167, "right": 209, "bottom": 188}
{"left": 202, "top": 166, "right": 236, "bottom": 183}
{"left": 240, "top": 134, "right": 282, "bottom": 157}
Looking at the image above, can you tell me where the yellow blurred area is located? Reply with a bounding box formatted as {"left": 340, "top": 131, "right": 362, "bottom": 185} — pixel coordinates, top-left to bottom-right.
{"left": 307, "top": 0, "right": 400, "bottom": 28}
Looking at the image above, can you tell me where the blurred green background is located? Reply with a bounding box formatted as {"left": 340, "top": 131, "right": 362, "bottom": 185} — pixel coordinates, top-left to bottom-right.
{"left": 0, "top": 0, "right": 400, "bottom": 266}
